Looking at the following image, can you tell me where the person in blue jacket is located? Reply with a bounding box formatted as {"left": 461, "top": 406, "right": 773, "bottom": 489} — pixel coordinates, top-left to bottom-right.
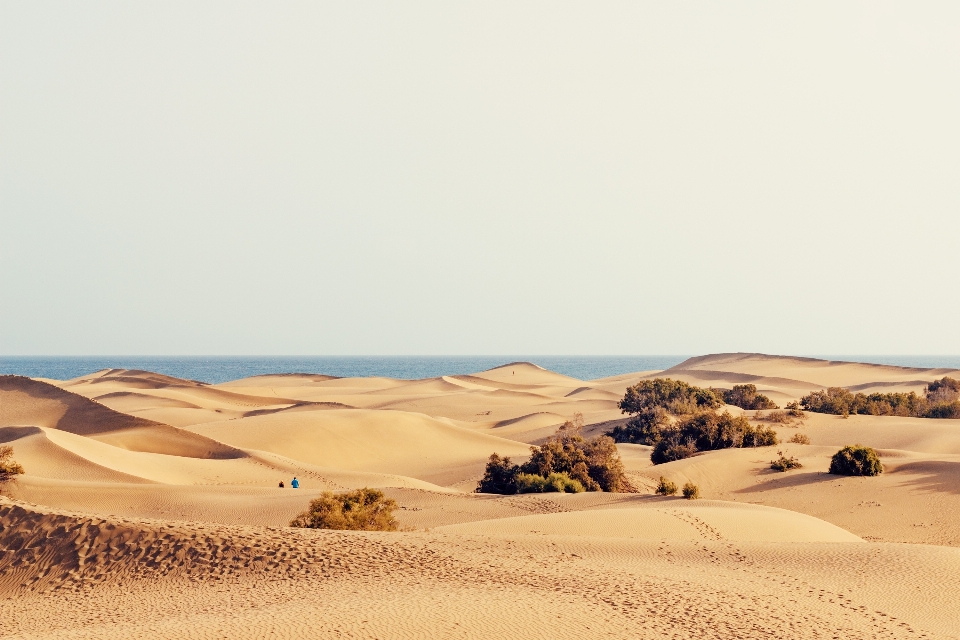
{"left": 291, "top": 477, "right": 299, "bottom": 489}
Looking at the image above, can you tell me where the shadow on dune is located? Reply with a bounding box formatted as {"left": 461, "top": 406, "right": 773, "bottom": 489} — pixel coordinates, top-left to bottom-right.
{"left": 733, "top": 469, "right": 838, "bottom": 494}
{"left": 0, "top": 425, "right": 43, "bottom": 443}
{"left": 888, "top": 460, "right": 960, "bottom": 495}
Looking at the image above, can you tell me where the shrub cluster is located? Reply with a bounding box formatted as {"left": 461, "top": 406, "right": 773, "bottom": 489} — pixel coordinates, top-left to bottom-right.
{"left": 800, "top": 377, "right": 960, "bottom": 419}
{"left": 722, "top": 384, "right": 777, "bottom": 410}
{"left": 829, "top": 445, "right": 883, "bottom": 476}
{"left": 650, "top": 412, "right": 779, "bottom": 465}
{"left": 290, "top": 488, "right": 398, "bottom": 531}
{"left": 788, "top": 433, "right": 811, "bottom": 445}
{"left": 617, "top": 379, "right": 723, "bottom": 418}
{"left": 477, "top": 417, "right": 627, "bottom": 494}
{"left": 0, "top": 446, "right": 24, "bottom": 481}
{"left": 613, "top": 379, "right": 780, "bottom": 465}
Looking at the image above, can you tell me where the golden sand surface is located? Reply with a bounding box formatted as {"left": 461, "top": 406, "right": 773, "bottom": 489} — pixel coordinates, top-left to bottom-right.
{"left": 2, "top": 354, "right": 960, "bottom": 638}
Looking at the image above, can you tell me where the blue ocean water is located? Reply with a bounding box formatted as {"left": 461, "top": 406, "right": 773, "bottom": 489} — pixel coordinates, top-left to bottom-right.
{"left": 1, "top": 355, "right": 957, "bottom": 385}
{"left": 0, "top": 356, "right": 689, "bottom": 384}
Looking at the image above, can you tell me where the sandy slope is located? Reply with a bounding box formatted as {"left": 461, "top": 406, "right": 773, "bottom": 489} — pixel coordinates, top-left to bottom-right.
{"left": 3, "top": 354, "right": 960, "bottom": 638}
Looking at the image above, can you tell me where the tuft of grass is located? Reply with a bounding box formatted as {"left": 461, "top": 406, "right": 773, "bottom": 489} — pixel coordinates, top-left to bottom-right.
{"left": 770, "top": 450, "right": 803, "bottom": 472}
{"left": 788, "top": 433, "right": 811, "bottom": 445}
{"left": 681, "top": 482, "right": 700, "bottom": 500}
{"left": 290, "top": 488, "right": 398, "bottom": 531}
{"left": 829, "top": 445, "right": 883, "bottom": 476}
{"left": 655, "top": 476, "right": 677, "bottom": 496}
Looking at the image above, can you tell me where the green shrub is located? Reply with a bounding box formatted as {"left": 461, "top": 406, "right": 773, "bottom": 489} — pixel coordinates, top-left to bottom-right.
{"left": 655, "top": 476, "right": 677, "bottom": 496}
{"left": 480, "top": 418, "right": 628, "bottom": 494}
{"left": 619, "top": 379, "right": 723, "bottom": 417}
{"left": 800, "top": 378, "right": 960, "bottom": 419}
{"left": 788, "top": 433, "right": 811, "bottom": 445}
{"left": 828, "top": 445, "right": 883, "bottom": 476}
{"left": 648, "top": 411, "right": 778, "bottom": 465}
{"left": 722, "top": 384, "right": 777, "bottom": 410}
{"left": 516, "top": 472, "right": 584, "bottom": 494}
{"left": 744, "top": 423, "right": 779, "bottom": 447}
{"left": 476, "top": 453, "right": 520, "bottom": 494}
{"left": 682, "top": 482, "right": 700, "bottom": 500}
{"left": 770, "top": 451, "right": 802, "bottom": 472}
{"left": 925, "top": 401, "right": 960, "bottom": 419}
{"left": 0, "top": 446, "right": 24, "bottom": 480}
{"left": 650, "top": 430, "right": 699, "bottom": 464}
{"left": 520, "top": 419, "right": 626, "bottom": 492}
{"left": 290, "top": 488, "right": 398, "bottom": 531}
{"left": 609, "top": 406, "right": 669, "bottom": 444}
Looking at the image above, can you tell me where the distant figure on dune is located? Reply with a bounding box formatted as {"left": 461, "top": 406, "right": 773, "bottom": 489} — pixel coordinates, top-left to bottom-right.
{"left": 279, "top": 481, "right": 284, "bottom": 488}
{"left": 291, "top": 477, "right": 300, "bottom": 489}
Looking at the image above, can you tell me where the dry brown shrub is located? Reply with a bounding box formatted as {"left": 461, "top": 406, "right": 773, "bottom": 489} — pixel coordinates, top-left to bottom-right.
{"left": 290, "top": 488, "right": 398, "bottom": 531}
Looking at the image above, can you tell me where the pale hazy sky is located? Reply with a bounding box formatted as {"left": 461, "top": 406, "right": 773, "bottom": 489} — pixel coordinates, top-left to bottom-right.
{"left": 1, "top": 2, "right": 958, "bottom": 356}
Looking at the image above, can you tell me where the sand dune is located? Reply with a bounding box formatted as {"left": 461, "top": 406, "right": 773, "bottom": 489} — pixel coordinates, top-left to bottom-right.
{"left": 438, "top": 501, "right": 863, "bottom": 542}
{"left": 0, "top": 376, "right": 241, "bottom": 458}
{"left": 187, "top": 408, "right": 531, "bottom": 486}
{"left": 2, "top": 499, "right": 959, "bottom": 639}
{"left": 4, "top": 354, "right": 960, "bottom": 638}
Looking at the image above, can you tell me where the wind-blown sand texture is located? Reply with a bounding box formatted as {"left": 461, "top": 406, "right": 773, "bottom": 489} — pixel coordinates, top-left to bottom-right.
{"left": 2, "top": 354, "right": 960, "bottom": 638}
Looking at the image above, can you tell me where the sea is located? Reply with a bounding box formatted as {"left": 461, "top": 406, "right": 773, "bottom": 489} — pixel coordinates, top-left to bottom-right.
{"left": 1, "top": 355, "right": 959, "bottom": 384}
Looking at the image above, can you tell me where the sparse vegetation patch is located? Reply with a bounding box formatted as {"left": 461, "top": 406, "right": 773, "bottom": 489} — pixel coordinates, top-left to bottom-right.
{"left": 770, "top": 451, "right": 803, "bottom": 472}
{"left": 788, "top": 433, "right": 811, "bottom": 445}
{"left": 682, "top": 482, "right": 700, "bottom": 500}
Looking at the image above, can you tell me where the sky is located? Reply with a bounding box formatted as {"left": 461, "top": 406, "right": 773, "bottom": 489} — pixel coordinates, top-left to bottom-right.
{"left": 1, "top": 2, "right": 958, "bottom": 356}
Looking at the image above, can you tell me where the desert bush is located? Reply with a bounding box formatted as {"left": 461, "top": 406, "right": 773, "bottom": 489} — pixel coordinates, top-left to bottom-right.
{"left": 477, "top": 453, "right": 520, "bottom": 494}
{"left": 619, "top": 379, "right": 723, "bottom": 417}
{"left": 290, "top": 488, "right": 398, "bottom": 531}
{"left": 925, "top": 401, "right": 960, "bottom": 419}
{"left": 0, "top": 446, "right": 24, "bottom": 480}
{"left": 788, "top": 433, "right": 811, "bottom": 445}
{"left": 744, "top": 423, "right": 779, "bottom": 447}
{"left": 650, "top": 429, "right": 700, "bottom": 464}
{"left": 649, "top": 411, "right": 778, "bottom": 465}
{"left": 516, "top": 472, "right": 584, "bottom": 494}
{"left": 609, "top": 406, "right": 670, "bottom": 444}
{"left": 655, "top": 476, "right": 677, "bottom": 496}
{"left": 770, "top": 451, "right": 802, "bottom": 472}
{"left": 926, "top": 377, "right": 960, "bottom": 402}
{"left": 828, "top": 445, "right": 883, "bottom": 476}
{"left": 682, "top": 482, "right": 700, "bottom": 500}
{"left": 722, "top": 384, "right": 778, "bottom": 410}
{"left": 481, "top": 418, "right": 628, "bottom": 494}
{"left": 800, "top": 379, "right": 960, "bottom": 419}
